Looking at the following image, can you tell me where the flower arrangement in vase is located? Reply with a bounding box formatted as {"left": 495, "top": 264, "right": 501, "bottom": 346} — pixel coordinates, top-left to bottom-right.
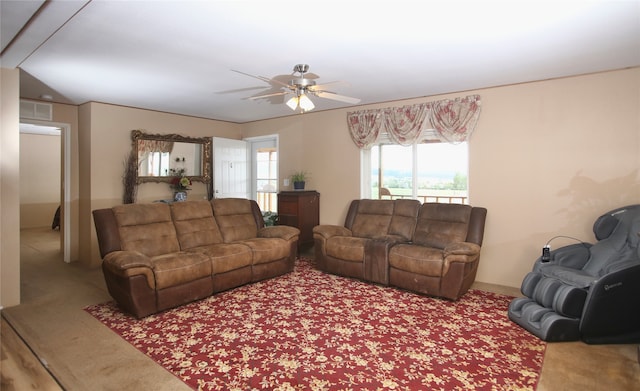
{"left": 169, "top": 168, "right": 191, "bottom": 201}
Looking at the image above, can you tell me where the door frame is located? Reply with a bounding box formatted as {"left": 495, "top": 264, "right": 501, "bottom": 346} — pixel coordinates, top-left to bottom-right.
{"left": 245, "top": 134, "right": 279, "bottom": 202}
{"left": 19, "top": 119, "right": 71, "bottom": 263}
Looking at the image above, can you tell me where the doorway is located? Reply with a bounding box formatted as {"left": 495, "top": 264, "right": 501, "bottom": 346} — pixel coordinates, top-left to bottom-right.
{"left": 19, "top": 120, "right": 71, "bottom": 263}
{"left": 212, "top": 135, "right": 279, "bottom": 213}
{"left": 249, "top": 136, "right": 278, "bottom": 212}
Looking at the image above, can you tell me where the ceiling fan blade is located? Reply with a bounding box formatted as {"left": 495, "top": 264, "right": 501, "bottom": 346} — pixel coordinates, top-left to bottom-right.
{"left": 268, "top": 76, "right": 294, "bottom": 89}
{"left": 217, "top": 86, "right": 271, "bottom": 94}
{"left": 300, "top": 72, "right": 320, "bottom": 79}
{"left": 310, "top": 81, "right": 346, "bottom": 92}
{"left": 247, "top": 91, "right": 289, "bottom": 100}
{"left": 232, "top": 69, "right": 292, "bottom": 89}
{"left": 231, "top": 69, "right": 272, "bottom": 84}
{"left": 233, "top": 65, "right": 358, "bottom": 108}
{"left": 316, "top": 91, "right": 361, "bottom": 104}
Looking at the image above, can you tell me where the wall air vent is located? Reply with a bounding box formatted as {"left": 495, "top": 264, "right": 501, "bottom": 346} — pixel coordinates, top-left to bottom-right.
{"left": 20, "top": 100, "right": 53, "bottom": 121}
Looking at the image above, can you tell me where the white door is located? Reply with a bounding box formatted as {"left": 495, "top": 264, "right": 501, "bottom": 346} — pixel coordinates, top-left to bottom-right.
{"left": 212, "top": 137, "right": 250, "bottom": 199}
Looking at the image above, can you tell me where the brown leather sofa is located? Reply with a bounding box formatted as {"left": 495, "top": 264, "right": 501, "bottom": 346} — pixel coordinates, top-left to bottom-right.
{"left": 313, "top": 199, "right": 487, "bottom": 300}
{"left": 313, "top": 199, "right": 421, "bottom": 285}
{"left": 93, "top": 198, "right": 299, "bottom": 318}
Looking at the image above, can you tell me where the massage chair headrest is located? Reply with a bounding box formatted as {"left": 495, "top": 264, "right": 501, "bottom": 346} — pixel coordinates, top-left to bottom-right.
{"left": 592, "top": 205, "right": 640, "bottom": 241}
{"left": 592, "top": 214, "right": 619, "bottom": 241}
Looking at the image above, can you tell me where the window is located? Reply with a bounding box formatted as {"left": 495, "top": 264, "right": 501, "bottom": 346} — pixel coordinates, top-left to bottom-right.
{"left": 146, "top": 151, "right": 170, "bottom": 177}
{"left": 256, "top": 147, "right": 278, "bottom": 211}
{"left": 367, "top": 141, "right": 468, "bottom": 204}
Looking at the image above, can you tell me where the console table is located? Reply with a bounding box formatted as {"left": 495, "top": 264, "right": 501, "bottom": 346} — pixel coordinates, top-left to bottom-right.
{"left": 277, "top": 190, "right": 319, "bottom": 249}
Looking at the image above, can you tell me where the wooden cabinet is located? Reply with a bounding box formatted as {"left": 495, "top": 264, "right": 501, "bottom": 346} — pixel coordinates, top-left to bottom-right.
{"left": 277, "top": 191, "right": 319, "bottom": 249}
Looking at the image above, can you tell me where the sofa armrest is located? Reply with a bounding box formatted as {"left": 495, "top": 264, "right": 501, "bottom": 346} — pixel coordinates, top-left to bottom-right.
{"left": 103, "top": 250, "right": 155, "bottom": 289}
{"left": 104, "top": 250, "right": 152, "bottom": 269}
{"left": 313, "top": 225, "right": 352, "bottom": 239}
{"left": 444, "top": 242, "right": 481, "bottom": 257}
{"left": 441, "top": 242, "right": 481, "bottom": 280}
{"left": 258, "top": 225, "right": 300, "bottom": 241}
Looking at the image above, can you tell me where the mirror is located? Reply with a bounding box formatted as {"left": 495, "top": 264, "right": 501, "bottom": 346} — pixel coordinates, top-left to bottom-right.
{"left": 131, "top": 129, "right": 212, "bottom": 185}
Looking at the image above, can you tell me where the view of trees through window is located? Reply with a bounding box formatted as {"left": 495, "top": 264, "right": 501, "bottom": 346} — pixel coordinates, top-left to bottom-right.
{"left": 370, "top": 142, "right": 468, "bottom": 204}
{"left": 256, "top": 148, "right": 278, "bottom": 211}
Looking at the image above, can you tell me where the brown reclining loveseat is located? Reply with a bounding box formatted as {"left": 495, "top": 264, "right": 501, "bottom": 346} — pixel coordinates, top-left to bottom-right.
{"left": 93, "top": 198, "right": 299, "bottom": 318}
{"left": 313, "top": 199, "right": 487, "bottom": 300}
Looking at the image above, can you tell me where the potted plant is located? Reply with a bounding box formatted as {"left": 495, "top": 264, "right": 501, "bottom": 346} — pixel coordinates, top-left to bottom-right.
{"left": 262, "top": 211, "right": 278, "bottom": 226}
{"left": 291, "top": 171, "right": 308, "bottom": 190}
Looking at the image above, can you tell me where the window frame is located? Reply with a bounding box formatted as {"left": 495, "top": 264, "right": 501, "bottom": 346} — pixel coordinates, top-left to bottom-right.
{"left": 362, "top": 140, "right": 469, "bottom": 203}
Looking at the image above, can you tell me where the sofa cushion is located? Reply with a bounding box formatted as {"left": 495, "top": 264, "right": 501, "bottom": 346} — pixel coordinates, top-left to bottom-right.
{"left": 188, "top": 243, "right": 253, "bottom": 274}
{"left": 113, "top": 203, "right": 180, "bottom": 257}
{"left": 327, "top": 236, "right": 368, "bottom": 262}
{"left": 389, "top": 244, "right": 445, "bottom": 277}
{"left": 171, "top": 200, "right": 224, "bottom": 249}
{"left": 241, "top": 238, "right": 291, "bottom": 265}
{"left": 151, "top": 252, "right": 212, "bottom": 290}
{"left": 211, "top": 199, "right": 258, "bottom": 242}
{"left": 351, "top": 200, "right": 394, "bottom": 239}
{"left": 388, "top": 199, "right": 421, "bottom": 241}
{"left": 413, "top": 203, "right": 472, "bottom": 249}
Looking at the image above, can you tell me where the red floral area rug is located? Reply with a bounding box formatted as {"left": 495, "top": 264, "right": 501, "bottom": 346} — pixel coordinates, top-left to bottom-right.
{"left": 85, "top": 259, "right": 545, "bottom": 390}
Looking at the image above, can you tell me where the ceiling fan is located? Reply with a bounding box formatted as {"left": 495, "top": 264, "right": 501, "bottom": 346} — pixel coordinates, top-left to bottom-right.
{"left": 233, "top": 64, "right": 361, "bottom": 112}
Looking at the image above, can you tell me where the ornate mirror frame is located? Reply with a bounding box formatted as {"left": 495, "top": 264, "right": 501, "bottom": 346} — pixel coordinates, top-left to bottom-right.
{"left": 132, "top": 129, "right": 212, "bottom": 185}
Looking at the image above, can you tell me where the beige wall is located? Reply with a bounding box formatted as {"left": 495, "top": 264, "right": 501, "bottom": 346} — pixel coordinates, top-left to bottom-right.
{"left": 19, "top": 133, "right": 61, "bottom": 228}
{"left": 243, "top": 68, "right": 640, "bottom": 288}
{"left": 79, "top": 103, "right": 243, "bottom": 267}
{"left": 3, "top": 68, "right": 638, "bottom": 309}
{"left": 469, "top": 69, "right": 639, "bottom": 286}
{"left": 1, "top": 68, "right": 21, "bottom": 308}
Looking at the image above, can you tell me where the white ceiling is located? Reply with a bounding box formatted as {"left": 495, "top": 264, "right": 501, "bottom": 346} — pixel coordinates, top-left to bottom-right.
{"left": 2, "top": 0, "right": 639, "bottom": 123}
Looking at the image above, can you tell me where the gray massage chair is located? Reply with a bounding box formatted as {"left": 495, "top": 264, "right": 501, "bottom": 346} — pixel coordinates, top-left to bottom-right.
{"left": 508, "top": 204, "right": 640, "bottom": 343}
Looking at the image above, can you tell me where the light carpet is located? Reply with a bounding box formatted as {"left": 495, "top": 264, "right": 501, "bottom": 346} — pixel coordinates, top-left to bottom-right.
{"left": 86, "top": 258, "right": 545, "bottom": 390}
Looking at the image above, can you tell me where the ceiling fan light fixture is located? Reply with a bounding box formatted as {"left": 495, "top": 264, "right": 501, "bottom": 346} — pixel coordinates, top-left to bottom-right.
{"left": 298, "top": 94, "right": 315, "bottom": 111}
{"left": 286, "top": 96, "right": 299, "bottom": 110}
{"left": 235, "top": 64, "right": 358, "bottom": 112}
